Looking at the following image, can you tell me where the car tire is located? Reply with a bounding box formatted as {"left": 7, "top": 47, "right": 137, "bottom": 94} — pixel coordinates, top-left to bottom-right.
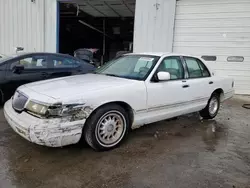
{"left": 200, "top": 93, "right": 220, "bottom": 119}
{"left": 83, "top": 104, "right": 130, "bottom": 151}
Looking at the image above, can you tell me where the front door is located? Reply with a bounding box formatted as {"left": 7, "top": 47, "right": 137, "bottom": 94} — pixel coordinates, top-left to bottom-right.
{"left": 145, "top": 56, "right": 190, "bottom": 124}
{"left": 4, "top": 55, "right": 48, "bottom": 99}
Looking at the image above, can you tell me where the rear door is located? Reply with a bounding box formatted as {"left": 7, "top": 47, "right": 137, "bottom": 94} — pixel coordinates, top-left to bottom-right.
{"left": 182, "top": 56, "right": 213, "bottom": 110}
{"left": 4, "top": 54, "right": 48, "bottom": 98}
{"left": 46, "top": 55, "right": 82, "bottom": 79}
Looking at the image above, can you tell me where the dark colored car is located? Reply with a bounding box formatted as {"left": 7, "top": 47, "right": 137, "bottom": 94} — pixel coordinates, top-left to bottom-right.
{"left": 0, "top": 52, "right": 95, "bottom": 103}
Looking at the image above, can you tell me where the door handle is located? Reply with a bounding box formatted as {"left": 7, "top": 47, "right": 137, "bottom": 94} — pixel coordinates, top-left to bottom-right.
{"left": 209, "top": 81, "right": 214, "bottom": 84}
{"left": 41, "top": 72, "right": 49, "bottom": 77}
{"left": 182, "top": 84, "right": 190, "bottom": 88}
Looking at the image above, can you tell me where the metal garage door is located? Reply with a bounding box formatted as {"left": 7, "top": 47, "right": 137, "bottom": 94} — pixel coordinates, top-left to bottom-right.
{"left": 173, "top": 0, "right": 250, "bottom": 94}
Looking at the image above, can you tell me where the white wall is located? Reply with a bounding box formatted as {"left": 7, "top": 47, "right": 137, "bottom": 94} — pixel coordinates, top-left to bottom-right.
{"left": 44, "top": 0, "right": 58, "bottom": 53}
{"left": 0, "top": 0, "right": 57, "bottom": 55}
{"left": 133, "top": 0, "right": 176, "bottom": 53}
{"left": 173, "top": 0, "right": 250, "bottom": 94}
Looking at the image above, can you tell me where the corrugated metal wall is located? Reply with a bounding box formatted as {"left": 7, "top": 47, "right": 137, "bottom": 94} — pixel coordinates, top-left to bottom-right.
{"left": 133, "top": 0, "right": 176, "bottom": 53}
{"left": 44, "top": 0, "right": 58, "bottom": 53}
{"left": 0, "top": 0, "right": 57, "bottom": 55}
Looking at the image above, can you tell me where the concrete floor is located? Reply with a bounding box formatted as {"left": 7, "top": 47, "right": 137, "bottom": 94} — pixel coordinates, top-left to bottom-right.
{"left": 0, "top": 97, "right": 249, "bottom": 188}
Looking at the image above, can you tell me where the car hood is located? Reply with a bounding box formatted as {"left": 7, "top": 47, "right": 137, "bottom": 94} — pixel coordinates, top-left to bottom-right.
{"left": 21, "top": 74, "right": 137, "bottom": 100}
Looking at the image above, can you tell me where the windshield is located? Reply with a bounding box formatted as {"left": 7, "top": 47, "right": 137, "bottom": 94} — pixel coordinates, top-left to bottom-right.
{"left": 95, "top": 55, "right": 160, "bottom": 80}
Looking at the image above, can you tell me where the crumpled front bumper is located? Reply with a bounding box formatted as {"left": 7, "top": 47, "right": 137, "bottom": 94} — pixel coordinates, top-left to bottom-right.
{"left": 4, "top": 100, "right": 86, "bottom": 147}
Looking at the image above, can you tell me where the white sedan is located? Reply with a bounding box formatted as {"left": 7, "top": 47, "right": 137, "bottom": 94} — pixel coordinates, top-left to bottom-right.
{"left": 4, "top": 53, "right": 234, "bottom": 151}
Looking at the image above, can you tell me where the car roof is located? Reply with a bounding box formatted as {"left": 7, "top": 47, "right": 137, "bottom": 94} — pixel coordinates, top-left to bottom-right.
{"left": 126, "top": 52, "right": 200, "bottom": 58}
{"left": 14, "top": 52, "right": 73, "bottom": 57}
{"left": 129, "top": 52, "right": 171, "bottom": 56}
{"left": 0, "top": 52, "right": 78, "bottom": 64}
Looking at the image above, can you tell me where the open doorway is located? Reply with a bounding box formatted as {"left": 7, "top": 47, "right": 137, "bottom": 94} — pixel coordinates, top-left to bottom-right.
{"left": 59, "top": 0, "right": 135, "bottom": 66}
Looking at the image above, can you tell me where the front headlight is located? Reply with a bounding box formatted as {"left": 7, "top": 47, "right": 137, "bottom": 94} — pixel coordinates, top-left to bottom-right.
{"left": 26, "top": 101, "right": 49, "bottom": 116}
{"left": 26, "top": 101, "right": 88, "bottom": 120}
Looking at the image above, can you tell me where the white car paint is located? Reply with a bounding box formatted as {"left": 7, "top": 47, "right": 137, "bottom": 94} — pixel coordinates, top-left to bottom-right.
{"left": 4, "top": 53, "right": 234, "bottom": 147}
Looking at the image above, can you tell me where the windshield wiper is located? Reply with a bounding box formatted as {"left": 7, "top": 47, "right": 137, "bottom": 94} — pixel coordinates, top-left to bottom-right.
{"left": 103, "top": 73, "right": 121, "bottom": 78}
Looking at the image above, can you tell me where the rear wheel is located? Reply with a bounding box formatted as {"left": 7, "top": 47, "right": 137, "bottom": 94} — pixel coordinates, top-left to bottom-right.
{"left": 200, "top": 93, "right": 220, "bottom": 119}
{"left": 83, "top": 104, "right": 130, "bottom": 151}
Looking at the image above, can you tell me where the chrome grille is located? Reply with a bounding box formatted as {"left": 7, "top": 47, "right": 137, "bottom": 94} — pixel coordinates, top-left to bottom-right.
{"left": 12, "top": 91, "right": 28, "bottom": 111}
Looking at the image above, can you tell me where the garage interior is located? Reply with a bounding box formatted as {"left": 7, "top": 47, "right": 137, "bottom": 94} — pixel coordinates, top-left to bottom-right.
{"left": 59, "top": 0, "right": 135, "bottom": 65}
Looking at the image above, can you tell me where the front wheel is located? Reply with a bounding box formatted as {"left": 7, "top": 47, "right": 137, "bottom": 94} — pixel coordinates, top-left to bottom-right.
{"left": 200, "top": 93, "right": 220, "bottom": 119}
{"left": 83, "top": 104, "right": 130, "bottom": 151}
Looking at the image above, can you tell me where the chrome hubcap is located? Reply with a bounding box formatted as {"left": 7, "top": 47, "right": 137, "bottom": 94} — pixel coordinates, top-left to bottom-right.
{"left": 96, "top": 111, "right": 125, "bottom": 146}
{"left": 209, "top": 97, "right": 219, "bottom": 115}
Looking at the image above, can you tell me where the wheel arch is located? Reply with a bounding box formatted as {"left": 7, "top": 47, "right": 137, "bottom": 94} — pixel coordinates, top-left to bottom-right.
{"left": 212, "top": 88, "right": 224, "bottom": 102}
{"left": 86, "top": 101, "right": 135, "bottom": 127}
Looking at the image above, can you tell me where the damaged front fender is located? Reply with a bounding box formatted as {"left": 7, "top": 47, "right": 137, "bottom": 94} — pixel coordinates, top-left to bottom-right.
{"left": 70, "top": 105, "right": 93, "bottom": 122}
{"left": 47, "top": 102, "right": 94, "bottom": 121}
{"left": 5, "top": 99, "right": 94, "bottom": 147}
{"left": 29, "top": 104, "right": 94, "bottom": 147}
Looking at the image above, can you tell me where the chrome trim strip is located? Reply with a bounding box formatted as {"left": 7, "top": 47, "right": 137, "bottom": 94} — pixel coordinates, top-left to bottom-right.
{"left": 135, "top": 109, "right": 147, "bottom": 113}
{"left": 148, "top": 97, "right": 208, "bottom": 112}
{"left": 135, "top": 97, "right": 209, "bottom": 113}
{"left": 224, "top": 90, "right": 234, "bottom": 95}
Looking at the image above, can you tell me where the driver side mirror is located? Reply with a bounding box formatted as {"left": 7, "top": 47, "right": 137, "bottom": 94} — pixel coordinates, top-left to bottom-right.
{"left": 157, "top": 71, "right": 171, "bottom": 81}
{"left": 13, "top": 64, "right": 24, "bottom": 74}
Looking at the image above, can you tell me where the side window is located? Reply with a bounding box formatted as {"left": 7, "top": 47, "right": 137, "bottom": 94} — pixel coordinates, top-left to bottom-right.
{"left": 197, "top": 59, "right": 210, "bottom": 77}
{"left": 157, "top": 57, "right": 184, "bottom": 80}
{"left": 52, "top": 56, "right": 79, "bottom": 68}
{"left": 11, "top": 56, "right": 47, "bottom": 69}
{"left": 185, "top": 57, "right": 202, "bottom": 78}
{"left": 185, "top": 57, "right": 210, "bottom": 78}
